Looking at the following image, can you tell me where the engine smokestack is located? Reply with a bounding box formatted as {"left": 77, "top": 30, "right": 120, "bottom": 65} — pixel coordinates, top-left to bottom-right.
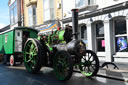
{"left": 71, "top": 9, "right": 79, "bottom": 40}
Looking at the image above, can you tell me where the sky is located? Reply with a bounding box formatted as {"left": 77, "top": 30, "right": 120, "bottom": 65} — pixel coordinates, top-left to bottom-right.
{"left": 0, "top": 0, "right": 10, "bottom": 29}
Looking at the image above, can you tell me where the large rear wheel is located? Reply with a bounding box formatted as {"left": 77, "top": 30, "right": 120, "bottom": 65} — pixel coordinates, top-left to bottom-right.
{"left": 53, "top": 51, "right": 73, "bottom": 81}
{"left": 24, "top": 39, "right": 44, "bottom": 74}
{"left": 79, "top": 50, "right": 99, "bottom": 77}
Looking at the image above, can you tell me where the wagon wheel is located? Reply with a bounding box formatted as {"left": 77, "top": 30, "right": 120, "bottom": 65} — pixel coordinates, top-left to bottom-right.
{"left": 79, "top": 50, "right": 99, "bottom": 77}
{"left": 53, "top": 51, "right": 73, "bottom": 81}
{"left": 10, "top": 55, "right": 16, "bottom": 66}
{"left": 24, "top": 39, "right": 44, "bottom": 74}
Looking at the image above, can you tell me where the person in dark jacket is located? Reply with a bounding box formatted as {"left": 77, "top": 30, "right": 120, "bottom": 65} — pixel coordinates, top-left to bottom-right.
{"left": 64, "top": 25, "right": 72, "bottom": 43}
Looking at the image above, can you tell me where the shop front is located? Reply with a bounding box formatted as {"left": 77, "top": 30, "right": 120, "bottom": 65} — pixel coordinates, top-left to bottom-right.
{"left": 62, "top": 2, "right": 128, "bottom": 63}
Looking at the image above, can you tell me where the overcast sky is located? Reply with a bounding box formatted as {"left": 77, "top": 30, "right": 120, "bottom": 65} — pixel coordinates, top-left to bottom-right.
{"left": 0, "top": 1, "right": 10, "bottom": 29}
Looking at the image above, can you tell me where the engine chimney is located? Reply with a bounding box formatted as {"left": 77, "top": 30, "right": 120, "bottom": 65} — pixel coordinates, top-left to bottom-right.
{"left": 71, "top": 9, "right": 79, "bottom": 40}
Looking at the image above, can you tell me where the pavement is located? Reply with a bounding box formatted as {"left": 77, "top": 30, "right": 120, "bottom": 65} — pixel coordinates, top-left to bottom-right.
{"left": 98, "top": 62, "right": 128, "bottom": 82}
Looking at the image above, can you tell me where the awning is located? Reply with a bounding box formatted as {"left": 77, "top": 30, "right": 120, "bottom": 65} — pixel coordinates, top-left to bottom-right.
{"left": 39, "top": 22, "right": 57, "bottom": 32}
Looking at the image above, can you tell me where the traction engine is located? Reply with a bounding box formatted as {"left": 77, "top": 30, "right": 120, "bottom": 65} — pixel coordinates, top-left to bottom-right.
{"left": 23, "top": 9, "right": 99, "bottom": 81}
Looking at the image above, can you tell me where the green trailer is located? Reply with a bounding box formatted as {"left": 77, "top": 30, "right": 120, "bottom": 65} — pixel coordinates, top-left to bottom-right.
{"left": 0, "top": 26, "right": 38, "bottom": 66}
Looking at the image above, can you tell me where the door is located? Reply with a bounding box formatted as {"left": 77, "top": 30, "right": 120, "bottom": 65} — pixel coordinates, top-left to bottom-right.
{"left": 15, "top": 30, "right": 23, "bottom": 52}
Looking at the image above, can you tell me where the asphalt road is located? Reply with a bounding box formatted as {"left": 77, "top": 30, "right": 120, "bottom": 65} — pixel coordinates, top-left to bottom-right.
{"left": 0, "top": 64, "right": 128, "bottom": 85}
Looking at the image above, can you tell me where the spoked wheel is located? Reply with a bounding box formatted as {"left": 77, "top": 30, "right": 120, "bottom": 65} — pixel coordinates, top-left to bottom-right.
{"left": 10, "top": 55, "right": 15, "bottom": 66}
{"left": 53, "top": 51, "right": 73, "bottom": 81}
{"left": 79, "top": 50, "right": 99, "bottom": 77}
{"left": 24, "top": 38, "right": 44, "bottom": 74}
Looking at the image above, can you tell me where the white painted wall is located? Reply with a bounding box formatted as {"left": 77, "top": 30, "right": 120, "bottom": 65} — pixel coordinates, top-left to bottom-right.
{"left": 62, "top": 0, "right": 75, "bottom": 19}
{"left": 96, "top": 0, "right": 128, "bottom": 9}
{"left": 62, "top": 0, "right": 128, "bottom": 19}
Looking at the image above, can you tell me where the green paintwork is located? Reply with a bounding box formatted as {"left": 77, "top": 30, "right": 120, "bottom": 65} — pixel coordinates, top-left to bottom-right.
{"left": 78, "top": 62, "right": 93, "bottom": 76}
{"left": 54, "top": 53, "right": 69, "bottom": 80}
{"left": 80, "top": 71, "right": 93, "bottom": 76}
{"left": 24, "top": 40, "right": 37, "bottom": 72}
{"left": 0, "top": 35, "right": 3, "bottom": 53}
{"left": 0, "top": 27, "right": 38, "bottom": 55}
{"left": 58, "top": 30, "right": 65, "bottom": 40}
{"left": 30, "top": 31, "right": 38, "bottom": 38}
{"left": 0, "top": 30, "right": 14, "bottom": 54}
{"left": 4, "top": 31, "right": 14, "bottom": 54}
{"left": 42, "top": 30, "right": 65, "bottom": 51}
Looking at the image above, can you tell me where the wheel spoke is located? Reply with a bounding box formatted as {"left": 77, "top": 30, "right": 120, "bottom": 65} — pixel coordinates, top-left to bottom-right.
{"left": 90, "top": 65, "right": 95, "bottom": 71}
{"left": 26, "top": 57, "right": 33, "bottom": 63}
{"left": 33, "top": 53, "right": 37, "bottom": 56}
{"left": 29, "top": 43, "right": 34, "bottom": 52}
{"left": 31, "top": 60, "right": 36, "bottom": 65}
{"left": 25, "top": 52, "right": 31, "bottom": 55}
{"left": 63, "top": 61, "right": 68, "bottom": 68}
{"left": 87, "top": 66, "right": 91, "bottom": 73}
{"left": 31, "top": 43, "right": 34, "bottom": 49}
{"left": 30, "top": 62, "right": 34, "bottom": 69}
{"left": 84, "top": 66, "right": 87, "bottom": 71}
{"left": 27, "top": 44, "right": 31, "bottom": 48}
{"left": 32, "top": 47, "right": 37, "bottom": 53}
{"left": 82, "top": 57, "right": 87, "bottom": 62}
{"left": 90, "top": 58, "right": 95, "bottom": 63}
{"left": 88, "top": 55, "right": 92, "bottom": 61}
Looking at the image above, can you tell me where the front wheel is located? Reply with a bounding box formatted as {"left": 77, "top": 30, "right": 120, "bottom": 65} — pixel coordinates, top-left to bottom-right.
{"left": 53, "top": 51, "right": 73, "bottom": 81}
{"left": 79, "top": 50, "right": 99, "bottom": 77}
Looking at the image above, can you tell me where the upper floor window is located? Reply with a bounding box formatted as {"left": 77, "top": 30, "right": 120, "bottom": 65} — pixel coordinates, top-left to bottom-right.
{"left": 10, "top": 0, "right": 18, "bottom": 25}
{"left": 75, "top": 0, "right": 95, "bottom": 8}
{"left": 43, "top": 0, "right": 55, "bottom": 22}
{"left": 28, "top": 5, "right": 37, "bottom": 26}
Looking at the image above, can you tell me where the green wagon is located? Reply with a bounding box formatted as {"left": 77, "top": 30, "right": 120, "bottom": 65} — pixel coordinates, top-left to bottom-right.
{"left": 0, "top": 27, "right": 38, "bottom": 66}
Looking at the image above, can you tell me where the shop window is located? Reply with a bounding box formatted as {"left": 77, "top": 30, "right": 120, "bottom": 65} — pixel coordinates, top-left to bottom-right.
{"left": 28, "top": 5, "right": 37, "bottom": 26}
{"left": 10, "top": 0, "right": 18, "bottom": 25}
{"left": 43, "top": 0, "right": 55, "bottom": 22}
{"left": 76, "top": 0, "right": 95, "bottom": 8}
{"left": 95, "top": 21, "right": 105, "bottom": 52}
{"left": 114, "top": 18, "right": 128, "bottom": 52}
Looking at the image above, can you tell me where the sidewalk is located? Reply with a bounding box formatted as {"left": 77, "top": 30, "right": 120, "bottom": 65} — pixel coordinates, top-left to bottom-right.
{"left": 98, "top": 62, "right": 128, "bottom": 82}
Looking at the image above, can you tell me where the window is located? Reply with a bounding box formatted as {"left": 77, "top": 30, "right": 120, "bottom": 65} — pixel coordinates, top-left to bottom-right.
{"left": 28, "top": 5, "right": 37, "bottom": 26}
{"left": 10, "top": 1, "right": 18, "bottom": 25}
{"left": 75, "top": 0, "right": 95, "bottom": 8}
{"left": 43, "top": 0, "right": 55, "bottom": 22}
{"left": 81, "top": 25, "right": 87, "bottom": 39}
{"left": 95, "top": 21, "right": 105, "bottom": 52}
{"left": 114, "top": 18, "right": 128, "bottom": 52}
{"left": 80, "top": 24, "right": 88, "bottom": 48}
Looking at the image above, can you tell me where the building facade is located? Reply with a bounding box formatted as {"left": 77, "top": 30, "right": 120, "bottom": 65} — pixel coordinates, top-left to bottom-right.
{"left": 23, "top": 0, "right": 62, "bottom": 33}
{"left": 62, "top": 0, "right": 128, "bottom": 63}
{"left": 8, "top": 0, "right": 62, "bottom": 32}
{"left": 8, "top": 0, "right": 24, "bottom": 29}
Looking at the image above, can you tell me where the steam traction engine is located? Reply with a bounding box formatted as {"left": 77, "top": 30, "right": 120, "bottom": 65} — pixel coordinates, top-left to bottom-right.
{"left": 23, "top": 9, "right": 99, "bottom": 81}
